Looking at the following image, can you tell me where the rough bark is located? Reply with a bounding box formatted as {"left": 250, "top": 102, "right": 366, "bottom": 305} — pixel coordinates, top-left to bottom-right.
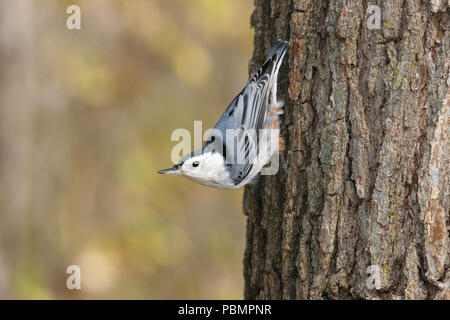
{"left": 243, "top": 0, "right": 448, "bottom": 299}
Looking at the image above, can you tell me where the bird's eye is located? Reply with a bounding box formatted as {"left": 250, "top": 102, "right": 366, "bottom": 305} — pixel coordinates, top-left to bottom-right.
{"left": 192, "top": 161, "right": 199, "bottom": 167}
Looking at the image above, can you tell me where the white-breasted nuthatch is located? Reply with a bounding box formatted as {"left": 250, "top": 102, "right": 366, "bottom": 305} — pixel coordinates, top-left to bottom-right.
{"left": 158, "top": 40, "right": 289, "bottom": 189}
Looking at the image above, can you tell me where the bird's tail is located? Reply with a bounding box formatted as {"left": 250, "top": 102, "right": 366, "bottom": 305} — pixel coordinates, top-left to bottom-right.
{"left": 265, "top": 39, "right": 289, "bottom": 66}
{"left": 263, "top": 40, "right": 289, "bottom": 129}
{"left": 255, "top": 39, "right": 289, "bottom": 78}
{"left": 262, "top": 39, "right": 289, "bottom": 89}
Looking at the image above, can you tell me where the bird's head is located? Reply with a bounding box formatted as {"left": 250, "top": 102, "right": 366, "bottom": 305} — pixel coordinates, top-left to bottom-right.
{"left": 158, "top": 149, "right": 227, "bottom": 184}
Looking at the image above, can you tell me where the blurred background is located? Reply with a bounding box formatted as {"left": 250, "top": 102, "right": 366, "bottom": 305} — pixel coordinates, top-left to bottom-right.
{"left": 0, "top": 0, "right": 253, "bottom": 299}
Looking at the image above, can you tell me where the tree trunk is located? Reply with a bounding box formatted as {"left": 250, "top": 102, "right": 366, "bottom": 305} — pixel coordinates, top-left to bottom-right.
{"left": 243, "top": 0, "right": 448, "bottom": 300}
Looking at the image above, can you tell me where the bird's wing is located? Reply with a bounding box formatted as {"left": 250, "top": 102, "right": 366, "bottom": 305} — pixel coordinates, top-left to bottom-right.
{"left": 205, "top": 40, "right": 288, "bottom": 185}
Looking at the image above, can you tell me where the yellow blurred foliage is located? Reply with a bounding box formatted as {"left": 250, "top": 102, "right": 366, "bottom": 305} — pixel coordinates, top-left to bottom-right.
{"left": 171, "top": 41, "right": 212, "bottom": 88}
{"left": 0, "top": 0, "right": 253, "bottom": 299}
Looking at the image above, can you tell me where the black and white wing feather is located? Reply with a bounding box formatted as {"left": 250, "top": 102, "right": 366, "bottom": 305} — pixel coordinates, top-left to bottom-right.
{"left": 205, "top": 40, "right": 289, "bottom": 186}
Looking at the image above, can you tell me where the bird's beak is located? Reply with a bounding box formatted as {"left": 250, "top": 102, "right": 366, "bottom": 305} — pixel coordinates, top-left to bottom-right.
{"left": 158, "top": 165, "right": 181, "bottom": 175}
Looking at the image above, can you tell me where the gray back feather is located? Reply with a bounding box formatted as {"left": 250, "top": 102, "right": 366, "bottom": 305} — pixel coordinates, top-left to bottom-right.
{"left": 206, "top": 39, "right": 289, "bottom": 185}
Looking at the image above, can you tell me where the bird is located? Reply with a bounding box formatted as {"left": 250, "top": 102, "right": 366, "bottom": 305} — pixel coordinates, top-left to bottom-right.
{"left": 158, "top": 39, "right": 289, "bottom": 189}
